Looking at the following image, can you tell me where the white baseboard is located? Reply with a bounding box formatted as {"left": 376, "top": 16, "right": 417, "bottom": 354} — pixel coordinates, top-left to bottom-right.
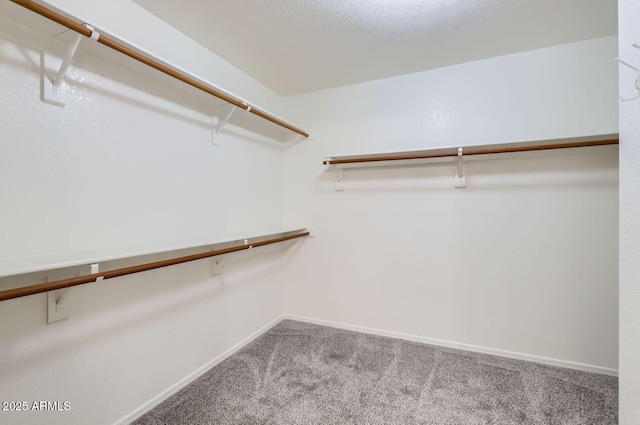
{"left": 117, "top": 313, "right": 617, "bottom": 424}
{"left": 114, "top": 316, "right": 284, "bottom": 425}
{"left": 283, "top": 314, "right": 618, "bottom": 377}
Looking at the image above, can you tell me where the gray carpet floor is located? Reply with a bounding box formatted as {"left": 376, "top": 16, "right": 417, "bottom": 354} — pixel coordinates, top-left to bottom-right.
{"left": 133, "top": 319, "right": 618, "bottom": 424}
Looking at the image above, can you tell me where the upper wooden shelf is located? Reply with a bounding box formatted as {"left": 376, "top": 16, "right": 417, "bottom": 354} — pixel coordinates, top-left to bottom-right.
{"left": 9, "top": 0, "right": 310, "bottom": 141}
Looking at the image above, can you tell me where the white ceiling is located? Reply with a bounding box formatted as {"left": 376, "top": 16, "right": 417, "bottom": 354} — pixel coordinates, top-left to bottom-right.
{"left": 134, "top": 0, "right": 617, "bottom": 97}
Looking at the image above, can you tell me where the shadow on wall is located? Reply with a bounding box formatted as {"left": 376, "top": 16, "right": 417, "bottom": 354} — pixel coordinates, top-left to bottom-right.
{"left": 0, "top": 37, "right": 298, "bottom": 149}
{"left": 0, "top": 240, "right": 300, "bottom": 386}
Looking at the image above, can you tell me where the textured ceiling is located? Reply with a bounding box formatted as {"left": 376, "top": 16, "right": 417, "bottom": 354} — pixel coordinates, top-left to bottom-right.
{"left": 133, "top": 0, "right": 617, "bottom": 96}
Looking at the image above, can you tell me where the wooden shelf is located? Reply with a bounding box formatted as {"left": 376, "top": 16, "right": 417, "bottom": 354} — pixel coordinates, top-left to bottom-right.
{"left": 323, "top": 134, "right": 619, "bottom": 190}
{"left": 9, "top": 0, "right": 310, "bottom": 141}
{"left": 0, "top": 226, "right": 307, "bottom": 278}
{"left": 324, "top": 134, "right": 619, "bottom": 167}
{"left": 0, "top": 226, "right": 309, "bottom": 302}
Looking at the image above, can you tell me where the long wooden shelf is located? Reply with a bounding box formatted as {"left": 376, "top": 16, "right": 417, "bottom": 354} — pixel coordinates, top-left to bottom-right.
{"left": 0, "top": 226, "right": 307, "bottom": 279}
{"left": 9, "top": 0, "right": 309, "bottom": 140}
{"left": 323, "top": 135, "right": 619, "bottom": 166}
{"left": 0, "top": 227, "right": 309, "bottom": 302}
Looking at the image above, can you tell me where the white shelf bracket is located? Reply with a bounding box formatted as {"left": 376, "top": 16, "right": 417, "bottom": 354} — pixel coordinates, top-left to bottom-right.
{"left": 212, "top": 105, "right": 238, "bottom": 145}
{"left": 53, "top": 290, "right": 66, "bottom": 313}
{"left": 333, "top": 165, "right": 344, "bottom": 191}
{"left": 211, "top": 238, "right": 250, "bottom": 276}
{"left": 47, "top": 289, "right": 69, "bottom": 324}
{"left": 47, "top": 261, "right": 101, "bottom": 324}
{"left": 615, "top": 47, "right": 640, "bottom": 102}
{"left": 43, "top": 24, "right": 100, "bottom": 107}
{"left": 455, "top": 147, "right": 466, "bottom": 188}
{"left": 212, "top": 256, "right": 223, "bottom": 276}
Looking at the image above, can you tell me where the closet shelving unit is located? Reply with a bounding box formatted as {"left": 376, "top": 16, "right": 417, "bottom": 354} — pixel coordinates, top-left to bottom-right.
{"left": 324, "top": 135, "right": 619, "bottom": 190}
{"left": 1, "top": 1, "right": 313, "bottom": 303}
{"left": 9, "top": 0, "right": 310, "bottom": 140}
{"left": 0, "top": 227, "right": 310, "bottom": 302}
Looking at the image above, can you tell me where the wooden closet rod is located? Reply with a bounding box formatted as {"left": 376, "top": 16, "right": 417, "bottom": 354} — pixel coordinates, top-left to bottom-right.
{"left": 0, "top": 232, "right": 309, "bottom": 302}
{"left": 10, "top": 0, "right": 310, "bottom": 138}
{"left": 323, "top": 138, "right": 619, "bottom": 165}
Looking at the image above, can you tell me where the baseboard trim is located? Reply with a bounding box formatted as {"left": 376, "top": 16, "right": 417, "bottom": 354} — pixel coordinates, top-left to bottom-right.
{"left": 115, "top": 316, "right": 284, "bottom": 425}
{"left": 283, "top": 314, "right": 618, "bottom": 377}
{"left": 117, "top": 313, "right": 617, "bottom": 424}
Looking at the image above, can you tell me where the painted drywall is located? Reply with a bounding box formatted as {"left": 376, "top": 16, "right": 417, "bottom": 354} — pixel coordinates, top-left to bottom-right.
{"left": 0, "top": 1, "right": 622, "bottom": 424}
{"left": 40, "top": 0, "right": 288, "bottom": 113}
{"left": 0, "top": 1, "right": 299, "bottom": 424}
{"left": 283, "top": 36, "right": 619, "bottom": 372}
{"left": 619, "top": 0, "right": 640, "bottom": 421}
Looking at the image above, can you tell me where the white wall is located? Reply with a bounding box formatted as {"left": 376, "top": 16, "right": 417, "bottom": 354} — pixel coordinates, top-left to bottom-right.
{"left": 0, "top": 1, "right": 622, "bottom": 423}
{"left": 0, "top": 1, "right": 297, "bottom": 424}
{"left": 42, "top": 0, "right": 287, "bottom": 112}
{"left": 619, "top": 0, "right": 640, "bottom": 422}
{"left": 283, "top": 36, "right": 619, "bottom": 372}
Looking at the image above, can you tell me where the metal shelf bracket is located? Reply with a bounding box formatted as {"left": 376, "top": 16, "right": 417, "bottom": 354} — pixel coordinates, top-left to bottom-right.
{"left": 42, "top": 24, "right": 100, "bottom": 107}
{"left": 212, "top": 238, "right": 251, "bottom": 276}
{"left": 47, "top": 262, "right": 100, "bottom": 324}
{"left": 455, "top": 147, "right": 466, "bottom": 188}
{"left": 334, "top": 166, "right": 344, "bottom": 191}
{"left": 212, "top": 105, "right": 238, "bottom": 145}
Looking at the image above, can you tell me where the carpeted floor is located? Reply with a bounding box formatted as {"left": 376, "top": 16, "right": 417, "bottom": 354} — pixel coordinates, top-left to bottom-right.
{"left": 133, "top": 320, "right": 618, "bottom": 424}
